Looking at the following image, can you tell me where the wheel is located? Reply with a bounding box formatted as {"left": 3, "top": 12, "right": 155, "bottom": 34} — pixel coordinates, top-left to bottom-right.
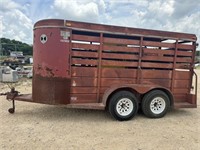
{"left": 108, "top": 91, "right": 138, "bottom": 121}
{"left": 142, "top": 90, "right": 170, "bottom": 118}
{"left": 8, "top": 108, "right": 15, "bottom": 114}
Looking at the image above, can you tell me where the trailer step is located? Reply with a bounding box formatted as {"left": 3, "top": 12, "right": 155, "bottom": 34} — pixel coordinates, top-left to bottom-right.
{"left": 174, "top": 102, "right": 197, "bottom": 108}
{"left": 66, "top": 103, "right": 105, "bottom": 110}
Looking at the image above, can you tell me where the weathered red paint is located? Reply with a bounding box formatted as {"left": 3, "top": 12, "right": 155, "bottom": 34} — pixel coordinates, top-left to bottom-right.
{"left": 7, "top": 19, "right": 197, "bottom": 110}
{"left": 33, "top": 22, "right": 71, "bottom": 104}
{"left": 33, "top": 27, "right": 70, "bottom": 78}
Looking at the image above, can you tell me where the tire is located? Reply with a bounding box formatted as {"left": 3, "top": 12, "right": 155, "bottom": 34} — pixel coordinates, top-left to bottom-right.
{"left": 108, "top": 91, "right": 138, "bottom": 121}
{"left": 142, "top": 90, "right": 170, "bottom": 118}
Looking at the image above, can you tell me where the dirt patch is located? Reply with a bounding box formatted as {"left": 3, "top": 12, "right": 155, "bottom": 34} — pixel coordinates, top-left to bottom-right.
{"left": 0, "top": 71, "right": 200, "bottom": 150}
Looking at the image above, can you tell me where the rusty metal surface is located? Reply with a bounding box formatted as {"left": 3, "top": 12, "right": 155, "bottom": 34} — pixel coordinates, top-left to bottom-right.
{"left": 33, "top": 19, "right": 196, "bottom": 41}
{"left": 64, "top": 20, "right": 197, "bottom": 41}
{"left": 7, "top": 94, "right": 32, "bottom": 102}
{"left": 66, "top": 103, "right": 105, "bottom": 110}
{"left": 33, "top": 23, "right": 71, "bottom": 105}
{"left": 34, "top": 19, "right": 64, "bottom": 28}
{"left": 33, "top": 75, "right": 70, "bottom": 104}
{"left": 26, "top": 19, "right": 198, "bottom": 108}
{"left": 174, "top": 102, "right": 197, "bottom": 108}
{"left": 34, "top": 27, "right": 70, "bottom": 78}
{"left": 5, "top": 88, "right": 19, "bottom": 100}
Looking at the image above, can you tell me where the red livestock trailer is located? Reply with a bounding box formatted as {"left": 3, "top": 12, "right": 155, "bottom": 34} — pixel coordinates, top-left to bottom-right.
{"left": 3, "top": 19, "right": 198, "bottom": 121}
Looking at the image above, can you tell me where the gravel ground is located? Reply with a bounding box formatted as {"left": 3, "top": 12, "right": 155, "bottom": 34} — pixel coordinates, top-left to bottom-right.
{"left": 0, "top": 70, "right": 200, "bottom": 150}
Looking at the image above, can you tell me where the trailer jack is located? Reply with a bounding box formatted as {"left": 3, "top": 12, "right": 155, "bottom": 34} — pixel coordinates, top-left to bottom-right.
{"left": 0, "top": 87, "right": 19, "bottom": 114}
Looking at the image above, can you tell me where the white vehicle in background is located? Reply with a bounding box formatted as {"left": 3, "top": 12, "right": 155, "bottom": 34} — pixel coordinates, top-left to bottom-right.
{"left": 16, "top": 66, "right": 32, "bottom": 78}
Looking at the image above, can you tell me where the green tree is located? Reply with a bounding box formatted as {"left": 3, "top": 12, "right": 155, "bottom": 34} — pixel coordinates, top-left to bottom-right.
{"left": 0, "top": 38, "right": 33, "bottom": 56}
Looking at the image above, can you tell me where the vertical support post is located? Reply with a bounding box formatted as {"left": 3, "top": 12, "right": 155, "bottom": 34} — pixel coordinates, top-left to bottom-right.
{"left": 188, "top": 41, "right": 197, "bottom": 93}
{"left": 68, "top": 29, "right": 72, "bottom": 76}
{"left": 97, "top": 33, "right": 103, "bottom": 103}
{"left": 170, "top": 39, "right": 178, "bottom": 92}
{"left": 137, "top": 36, "right": 143, "bottom": 84}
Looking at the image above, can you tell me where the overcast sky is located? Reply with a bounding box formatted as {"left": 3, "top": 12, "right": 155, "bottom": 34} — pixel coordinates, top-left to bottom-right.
{"left": 0, "top": 0, "right": 200, "bottom": 48}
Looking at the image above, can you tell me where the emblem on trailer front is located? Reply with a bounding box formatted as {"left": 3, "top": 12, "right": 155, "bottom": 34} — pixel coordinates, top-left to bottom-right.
{"left": 60, "top": 31, "right": 70, "bottom": 42}
{"left": 40, "top": 34, "right": 47, "bottom": 44}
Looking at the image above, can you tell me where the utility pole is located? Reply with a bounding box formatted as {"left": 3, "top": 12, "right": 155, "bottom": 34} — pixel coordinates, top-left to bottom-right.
{"left": 0, "top": 16, "right": 2, "bottom": 57}
{"left": 0, "top": 39, "right": 2, "bottom": 57}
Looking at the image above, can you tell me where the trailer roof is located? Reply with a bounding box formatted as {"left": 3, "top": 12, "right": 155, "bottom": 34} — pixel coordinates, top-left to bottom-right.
{"left": 34, "top": 19, "right": 197, "bottom": 41}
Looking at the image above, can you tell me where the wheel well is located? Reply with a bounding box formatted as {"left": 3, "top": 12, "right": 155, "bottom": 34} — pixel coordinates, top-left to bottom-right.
{"left": 105, "top": 88, "right": 139, "bottom": 110}
{"left": 141, "top": 88, "right": 174, "bottom": 106}
{"left": 105, "top": 87, "right": 174, "bottom": 109}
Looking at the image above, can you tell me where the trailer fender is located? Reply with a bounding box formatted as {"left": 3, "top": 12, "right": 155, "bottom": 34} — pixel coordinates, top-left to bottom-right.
{"left": 102, "top": 84, "right": 174, "bottom": 107}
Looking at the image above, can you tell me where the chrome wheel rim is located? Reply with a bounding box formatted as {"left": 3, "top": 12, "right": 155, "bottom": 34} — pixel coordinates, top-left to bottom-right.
{"left": 150, "top": 97, "right": 166, "bottom": 114}
{"left": 116, "top": 98, "right": 133, "bottom": 116}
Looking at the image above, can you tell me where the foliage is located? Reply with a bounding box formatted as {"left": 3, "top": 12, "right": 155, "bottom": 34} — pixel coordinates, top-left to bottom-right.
{"left": 196, "top": 50, "right": 200, "bottom": 63}
{"left": 0, "top": 38, "right": 33, "bottom": 56}
{"left": 196, "top": 50, "right": 200, "bottom": 56}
